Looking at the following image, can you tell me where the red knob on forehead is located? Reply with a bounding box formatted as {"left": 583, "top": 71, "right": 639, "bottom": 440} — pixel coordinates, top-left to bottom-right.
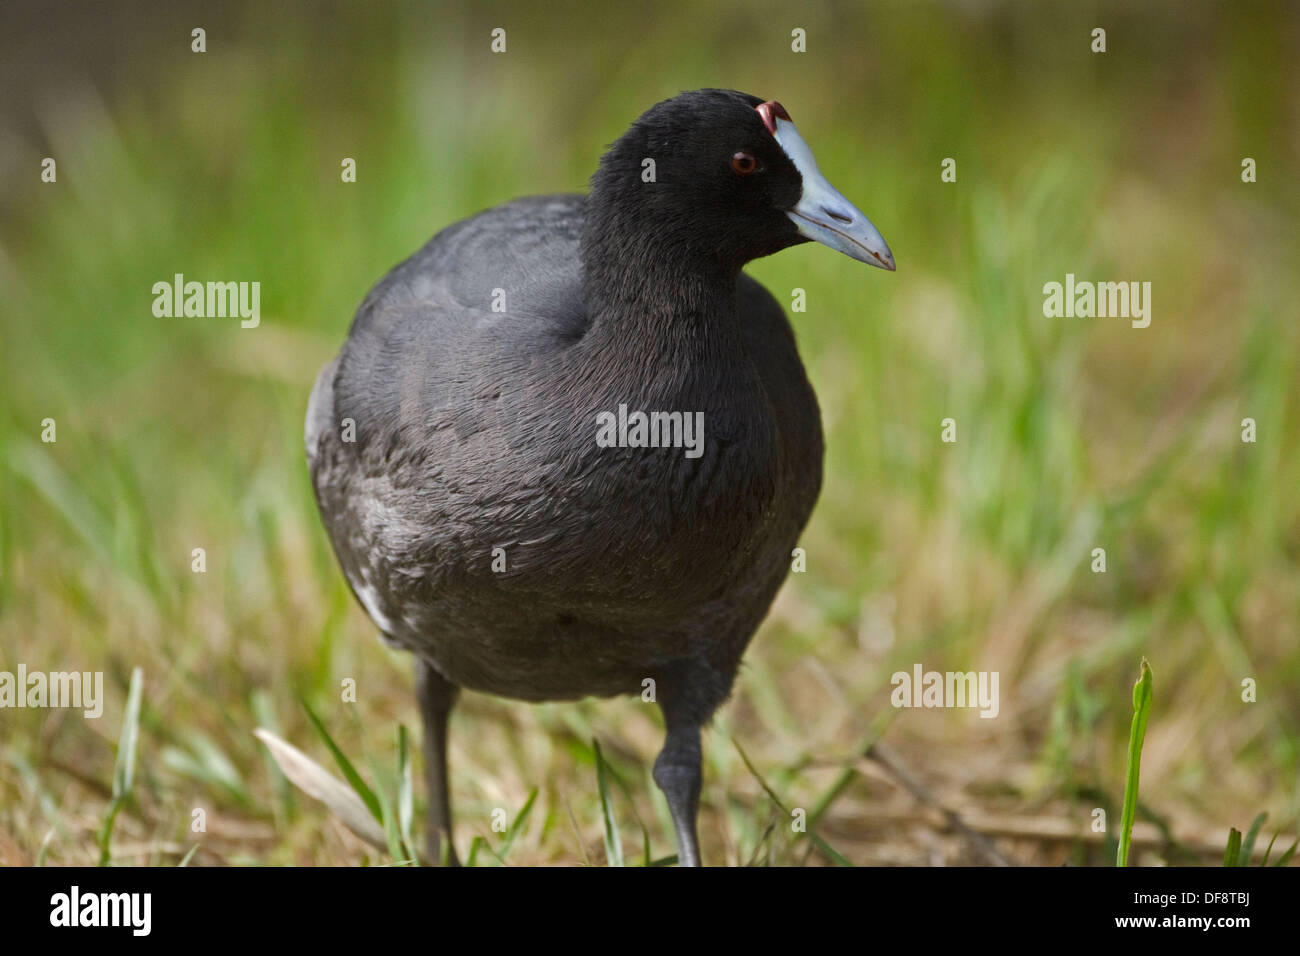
{"left": 756, "top": 100, "right": 791, "bottom": 134}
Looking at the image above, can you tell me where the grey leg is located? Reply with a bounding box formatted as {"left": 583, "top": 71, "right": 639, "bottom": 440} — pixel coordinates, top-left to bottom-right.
{"left": 653, "top": 710, "right": 705, "bottom": 867}
{"left": 415, "top": 658, "right": 460, "bottom": 865}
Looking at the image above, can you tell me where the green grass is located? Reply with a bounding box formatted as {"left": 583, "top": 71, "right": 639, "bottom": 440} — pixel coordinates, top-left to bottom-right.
{"left": 1, "top": 0, "right": 1298, "bottom": 865}
{"left": 1223, "top": 811, "right": 1298, "bottom": 867}
{"left": 1117, "top": 658, "right": 1152, "bottom": 867}
{"left": 98, "top": 667, "right": 143, "bottom": 866}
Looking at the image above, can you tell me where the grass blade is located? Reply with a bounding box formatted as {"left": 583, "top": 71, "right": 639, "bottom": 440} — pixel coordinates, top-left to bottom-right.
{"left": 1272, "top": 838, "right": 1297, "bottom": 867}
{"left": 1240, "top": 812, "right": 1267, "bottom": 865}
{"left": 593, "top": 740, "right": 624, "bottom": 867}
{"left": 1117, "top": 658, "right": 1152, "bottom": 867}
{"left": 113, "top": 668, "right": 145, "bottom": 799}
{"left": 601, "top": 754, "right": 657, "bottom": 866}
{"left": 493, "top": 787, "right": 539, "bottom": 865}
{"left": 734, "top": 737, "right": 853, "bottom": 867}
{"left": 1223, "top": 828, "right": 1242, "bottom": 867}
{"left": 36, "top": 828, "right": 54, "bottom": 867}
{"left": 466, "top": 835, "right": 485, "bottom": 867}
{"left": 301, "top": 698, "right": 382, "bottom": 823}
{"left": 1259, "top": 831, "right": 1278, "bottom": 867}
{"left": 253, "top": 727, "right": 387, "bottom": 850}
{"left": 371, "top": 763, "right": 406, "bottom": 863}
{"left": 396, "top": 725, "right": 415, "bottom": 861}
{"left": 98, "top": 667, "right": 143, "bottom": 866}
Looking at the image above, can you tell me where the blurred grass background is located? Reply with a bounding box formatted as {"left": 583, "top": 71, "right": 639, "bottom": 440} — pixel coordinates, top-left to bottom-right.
{"left": 1, "top": 0, "right": 1297, "bottom": 865}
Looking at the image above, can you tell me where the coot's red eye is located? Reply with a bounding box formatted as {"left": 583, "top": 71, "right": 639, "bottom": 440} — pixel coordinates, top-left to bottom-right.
{"left": 730, "top": 151, "right": 759, "bottom": 175}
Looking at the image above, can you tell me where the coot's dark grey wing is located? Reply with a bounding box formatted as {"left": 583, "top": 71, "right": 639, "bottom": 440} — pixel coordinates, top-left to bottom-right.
{"left": 306, "top": 194, "right": 589, "bottom": 643}
{"left": 334, "top": 194, "right": 588, "bottom": 441}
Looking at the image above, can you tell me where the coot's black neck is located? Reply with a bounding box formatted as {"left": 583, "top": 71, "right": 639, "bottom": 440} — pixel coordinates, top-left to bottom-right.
{"left": 579, "top": 206, "right": 748, "bottom": 376}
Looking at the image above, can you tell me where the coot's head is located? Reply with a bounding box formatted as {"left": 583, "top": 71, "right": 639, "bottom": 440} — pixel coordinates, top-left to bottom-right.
{"left": 587, "top": 89, "right": 894, "bottom": 273}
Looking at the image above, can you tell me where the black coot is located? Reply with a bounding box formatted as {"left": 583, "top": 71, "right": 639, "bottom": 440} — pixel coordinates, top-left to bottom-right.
{"left": 306, "top": 89, "right": 894, "bottom": 866}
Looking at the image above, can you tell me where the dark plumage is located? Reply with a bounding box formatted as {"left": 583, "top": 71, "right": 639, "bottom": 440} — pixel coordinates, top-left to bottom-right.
{"left": 306, "top": 89, "right": 893, "bottom": 865}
